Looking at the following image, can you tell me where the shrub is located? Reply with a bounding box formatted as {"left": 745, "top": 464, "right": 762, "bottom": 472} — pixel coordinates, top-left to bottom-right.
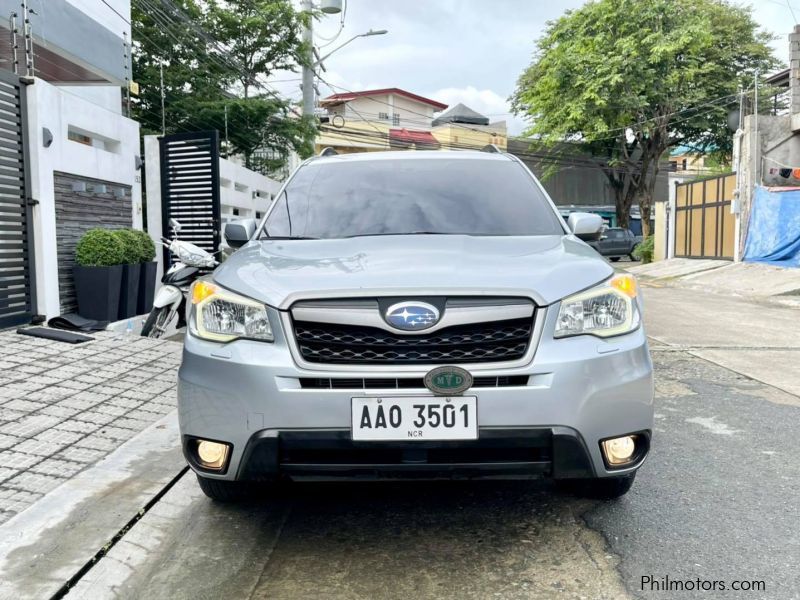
{"left": 113, "top": 229, "right": 142, "bottom": 264}
{"left": 75, "top": 229, "right": 126, "bottom": 267}
{"left": 633, "top": 235, "right": 655, "bottom": 264}
{"left": 132, "top": 229, "right": 157, "bottom": 262}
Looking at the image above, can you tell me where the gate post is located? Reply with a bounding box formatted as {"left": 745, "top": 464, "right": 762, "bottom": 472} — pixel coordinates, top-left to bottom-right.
{"left": 143, "top": 135, "right": 164, "bottom": 282}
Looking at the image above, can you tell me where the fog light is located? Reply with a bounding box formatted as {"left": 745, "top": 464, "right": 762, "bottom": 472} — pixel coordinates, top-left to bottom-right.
{"left": 602, "top": 435, "right": 637, "bottom": 466}
{"left": 196, "top": 440, "right": 229, "bottom": 470}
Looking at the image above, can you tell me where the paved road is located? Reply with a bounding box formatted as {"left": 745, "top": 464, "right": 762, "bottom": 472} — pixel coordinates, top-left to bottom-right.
{"left": 47, "top": 286, "right": 800, "bottom": 599}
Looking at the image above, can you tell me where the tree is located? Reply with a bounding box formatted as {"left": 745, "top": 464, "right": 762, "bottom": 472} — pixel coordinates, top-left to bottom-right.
{"left": 130, "top": 0, "right": 314, "bottom": 173}
{"left": 511, "top": 0, "right": 778, "bottom": 236}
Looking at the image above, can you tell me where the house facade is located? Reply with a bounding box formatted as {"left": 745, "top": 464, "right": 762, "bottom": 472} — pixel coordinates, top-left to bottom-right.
{"left": 317, "top": 88, "right": 447, "bottom": 152}
{"left": 0, "top": 0, "right": 142, "bottom": 323}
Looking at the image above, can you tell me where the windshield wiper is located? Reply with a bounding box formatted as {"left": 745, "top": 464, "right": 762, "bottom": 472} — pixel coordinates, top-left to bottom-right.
{"left": 341, "top": 231, "right": 468, "bottom": 239}
{"left": 261, "top": 236, "right": 320, "bottom": 240}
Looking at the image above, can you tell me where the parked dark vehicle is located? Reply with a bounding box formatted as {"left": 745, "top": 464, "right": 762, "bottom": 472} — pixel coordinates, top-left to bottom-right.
{"left": 587, "top": 227, "right": 639, "bottom": 262}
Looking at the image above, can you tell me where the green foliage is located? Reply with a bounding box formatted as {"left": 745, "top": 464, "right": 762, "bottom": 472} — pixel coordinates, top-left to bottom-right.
{"left": 633, "top": 235, "right": 655, "bottom": 264}
{"left": 113, "top": 229, "right": 142, "bottom": 264}
{"left": 512, "top": 0, "right": 778, "bottom": 234}
{"left": 132, "top": 229, "right": 157, "bottom": 262}
{"left": 75, "top": 229, "right": 126, "bottom": 267}
{"left": 131, "top": 0, "right": 314, "bottom": 169}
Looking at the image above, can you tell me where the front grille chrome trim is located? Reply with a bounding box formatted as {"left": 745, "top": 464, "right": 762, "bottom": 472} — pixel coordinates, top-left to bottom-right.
{"left": 291, "top": 302, "right": 534, "bottom": 336}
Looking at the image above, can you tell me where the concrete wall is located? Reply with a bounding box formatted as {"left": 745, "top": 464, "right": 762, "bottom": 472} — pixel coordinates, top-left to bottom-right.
{"left": 27, "top": 79, "right": 142, "bottom": 319}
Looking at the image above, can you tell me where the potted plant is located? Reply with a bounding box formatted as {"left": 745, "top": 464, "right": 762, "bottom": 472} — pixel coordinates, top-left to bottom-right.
{"left": 114, "top": 229, "right": 144, "bottom": 320}
{"left": 134, "top": 229, "right": 158, "bottom": 315}
{"left": 74, "top": 229, "right": 125, "bottom": 321}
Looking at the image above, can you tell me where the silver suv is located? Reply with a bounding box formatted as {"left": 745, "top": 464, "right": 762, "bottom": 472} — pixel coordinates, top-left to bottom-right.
{"left": 178, "top": 150, "right": 653, "bottom": 501}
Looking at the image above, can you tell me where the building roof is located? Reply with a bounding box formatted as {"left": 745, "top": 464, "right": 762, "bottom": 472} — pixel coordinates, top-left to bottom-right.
{"left": 320, "top": 88, "right": 448, "bottom": 111}
{"left": 432, "top": 102, "right": 490, "bottom": 127}
{"left": 389, "top": 129, "right": 440, "bottom": 145}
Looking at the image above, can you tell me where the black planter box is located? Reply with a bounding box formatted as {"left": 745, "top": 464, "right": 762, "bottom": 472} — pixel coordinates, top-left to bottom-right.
{"left": 137, "top": 261, "right": 158, "bottom": 315}
{"left": 74, "top": 264, "right": 123, "bottom": 322}
{"left": 118, "top": 263, "right": 142, "bottom": 320}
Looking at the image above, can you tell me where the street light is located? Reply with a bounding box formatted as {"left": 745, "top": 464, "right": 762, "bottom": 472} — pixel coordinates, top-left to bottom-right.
{"left": 313, "top": 30, "right": 389, "bottom": 69}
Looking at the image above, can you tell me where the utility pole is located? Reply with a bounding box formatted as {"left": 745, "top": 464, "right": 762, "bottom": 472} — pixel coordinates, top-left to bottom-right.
{"left": 160, "top": 61, "right": 166, "bottom": 136}
{"left": 224, "top": 104, "right": 229, "bottom": 156}
{"left": 301, "top": 0, "right": 315, "bottom": 119}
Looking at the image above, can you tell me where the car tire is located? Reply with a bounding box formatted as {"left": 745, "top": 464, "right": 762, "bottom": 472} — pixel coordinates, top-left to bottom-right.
{"left": 558, "top": 473, "right": 636, "bottom": 500}
{"left": 196, "top": 474, "right": 255, "bottom": 502}
{"left": 628, "top": 254, "right": 636, "bottom": 261}
{"left": 610, "top": 257, "right": 621, "bottom": 262}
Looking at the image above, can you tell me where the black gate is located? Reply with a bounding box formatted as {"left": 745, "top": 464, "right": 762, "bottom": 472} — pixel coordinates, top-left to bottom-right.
{"left": 159, "top": 131, "right": 221, "bottom": 266}
{"left": 0, "top": 70, "right": 34, "bottom": 329}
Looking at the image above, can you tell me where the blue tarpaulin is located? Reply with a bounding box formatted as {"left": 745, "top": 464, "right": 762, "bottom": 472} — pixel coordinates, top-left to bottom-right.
{"left": 743, "top": 186, "right": 800, "bottom": 267}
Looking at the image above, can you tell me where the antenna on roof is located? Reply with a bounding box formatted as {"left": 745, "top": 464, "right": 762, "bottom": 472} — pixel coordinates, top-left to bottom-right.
{"left": 319, "top": 147, "right": 338, "bottom": 156}
{"left": 480, "top": 144, "right": 502, "bottom": 154}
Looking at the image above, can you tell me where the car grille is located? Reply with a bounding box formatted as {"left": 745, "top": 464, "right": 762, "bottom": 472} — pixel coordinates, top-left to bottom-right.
{"left": 292, "top": 317, "right": 534, "bottom": 365}
{"left": 299, "top": 375, "right": 530, "bottom": 389}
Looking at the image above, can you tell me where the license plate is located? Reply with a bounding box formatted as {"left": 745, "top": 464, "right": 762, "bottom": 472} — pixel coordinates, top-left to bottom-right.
{"left": 351, "top": 396, "right": 478, "bottom": 441}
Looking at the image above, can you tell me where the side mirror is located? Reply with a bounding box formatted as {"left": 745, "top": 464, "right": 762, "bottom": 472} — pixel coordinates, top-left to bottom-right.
{"left": 567, "top": 212, "right": 604, "bottom": 241}
{"left": 169, "top": 218, "right": 181, "bottom": 232}
{"left": 224, "top": 218, "right": 257, "bottom": 249}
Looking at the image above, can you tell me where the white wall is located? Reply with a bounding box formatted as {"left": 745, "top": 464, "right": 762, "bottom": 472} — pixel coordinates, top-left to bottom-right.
{"left": 343, "top": 94, "right": 436, "bottom": 131}
{"left": 219, "top": 157, "right": 281, "bottom": 223}
{"left": 58, "top": 86, "right": 123, "bottom": 115}
{"left": 27, "top": 79, "right": 142, "bottom": 319}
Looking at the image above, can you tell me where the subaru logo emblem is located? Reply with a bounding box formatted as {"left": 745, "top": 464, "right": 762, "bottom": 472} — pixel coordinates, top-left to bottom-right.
{"left": 384, "top": 301, "right": 440, "bottom": 331}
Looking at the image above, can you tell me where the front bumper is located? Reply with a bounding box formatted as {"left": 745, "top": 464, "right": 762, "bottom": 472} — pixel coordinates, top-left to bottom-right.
{"left": 178, "top": 306, "right": 654, "bottom": 481}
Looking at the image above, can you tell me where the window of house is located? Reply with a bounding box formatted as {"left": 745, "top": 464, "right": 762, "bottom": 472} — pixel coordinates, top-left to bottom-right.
{"left": 378, "top": 112, "right": 389, "bottom": 120}
{"left": 256, "top": 211, "right": 262, "bottom": 219}
{"left": 682, "top": 159, "right": 688, "bottom": 170}
{"left": 68, "top": 131, "right": 92, "bottom": 146}
{"left": 233, "top": 208, "right": 240, "bottom": 216}
{"left": 392, "top": 113, "right": 400, "bottom": 126}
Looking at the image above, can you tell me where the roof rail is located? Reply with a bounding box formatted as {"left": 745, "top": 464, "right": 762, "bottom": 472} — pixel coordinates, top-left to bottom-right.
{"left": 480, "top": 144, "right": 502, "bottom": 154}
{"left": 319, "top": 147, "right": 338, "bottom": 157}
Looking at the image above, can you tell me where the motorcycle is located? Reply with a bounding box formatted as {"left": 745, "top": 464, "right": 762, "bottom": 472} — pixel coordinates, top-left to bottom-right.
{"left": 141, "top": 219, "right": 218, "bottom": 338}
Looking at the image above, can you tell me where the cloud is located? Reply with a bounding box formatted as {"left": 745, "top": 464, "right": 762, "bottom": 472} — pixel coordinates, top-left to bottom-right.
{"left": 431, "top": 86, "right": 529, "bottom": 135}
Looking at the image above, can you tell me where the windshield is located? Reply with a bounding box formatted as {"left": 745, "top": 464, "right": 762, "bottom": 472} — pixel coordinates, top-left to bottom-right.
{"left": 262, "top": 158, "right": 564, "bottom": 239}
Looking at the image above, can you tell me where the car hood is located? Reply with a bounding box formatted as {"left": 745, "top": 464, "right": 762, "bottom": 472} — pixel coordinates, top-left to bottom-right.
{"left": 213, "top": 235, "right": 612, "bottom": 309}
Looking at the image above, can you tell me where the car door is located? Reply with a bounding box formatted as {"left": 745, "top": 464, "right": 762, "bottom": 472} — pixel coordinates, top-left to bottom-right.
{"left": 606, "top": 229, "right": 627, "bottom": 255}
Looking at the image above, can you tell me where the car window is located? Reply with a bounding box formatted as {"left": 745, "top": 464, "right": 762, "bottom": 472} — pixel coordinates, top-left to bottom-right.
{"left": 608, "top": 230, "right": 625, "bottom": 239}
{"left": 263, "top": 158, "right": 564, "bottom": 239}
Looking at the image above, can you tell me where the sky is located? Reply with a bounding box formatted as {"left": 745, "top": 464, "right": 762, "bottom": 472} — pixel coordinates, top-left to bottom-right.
{"left": 268, "top": 0, "right": 799, "bottom": 136}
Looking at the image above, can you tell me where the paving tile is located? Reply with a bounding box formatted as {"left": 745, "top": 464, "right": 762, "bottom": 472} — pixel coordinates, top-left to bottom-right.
{"left": 53, "top": 419, "right": 103, "bottom": 435}
{"left": 0, "top": 414, "right": 60, "bottom": 437}
{"left": 40, "top": 404, "right": 83, "bottom": 419}
{"left": 30, "top": 458, "right": 85, "bottom": 478}
{"left": 0, "top": 450, "right": 41, "bottom": 470}
{"left": 1, "top": 399, "right": 48, "bottom": 413}
{"left": 72, "top": 410, "right": 118, "bottom": 426}
{"left": 13, "top": 438, "right": 69, "bottom": 457}
{"left": 0, "top": 466, "right": 20, "bottom": 481}
{"left": 0, "top": 408, "right": 25, "bottom": 422}
{"left": 0, "top": 488, "right": 42, "bottom": 513}
{"left": 34, "top": 428, "right": 83, "bottom": 446}
{"left": 52, "top": 446, "right": 105, "bottom": 465}
{"left": 74, "top": 435, "right": 120, "bottom": 453}
{"left": 6, "top": 471, "right": 62, "bottom": 495}
{"left": 94, "top": 404, "right": 130, "bottom": 418}
{"left": 0, "top": 433, "right": 19, "bottom": 450}
{"left": 96, "top": 426, "right": 136, "bottom": 442}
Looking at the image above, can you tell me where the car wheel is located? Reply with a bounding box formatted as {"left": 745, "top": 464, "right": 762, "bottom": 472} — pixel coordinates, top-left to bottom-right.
{"left": 610, "top": 257, "right": 621, "bottom": 262}
{"left": 196, "top": 474, "right": 256, "bottom": 502}
{"left": 628, "top": 254, "right": 636, "bottom": 261}
{"left": 558, "top": 473, "right": 636, "bottom": 499}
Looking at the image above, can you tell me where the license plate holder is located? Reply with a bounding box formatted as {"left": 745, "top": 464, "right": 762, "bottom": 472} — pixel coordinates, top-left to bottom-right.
{"left": 351, "top": 396, "right": 478, "bottom": 442}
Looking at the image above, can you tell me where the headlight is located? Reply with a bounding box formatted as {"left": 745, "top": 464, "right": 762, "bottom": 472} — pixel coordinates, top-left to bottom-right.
{"left": 554, "top": 274, "right": 640, "bottom": 338}
{"left": 190, "top": 281, "right": 273, "bottom": 343}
